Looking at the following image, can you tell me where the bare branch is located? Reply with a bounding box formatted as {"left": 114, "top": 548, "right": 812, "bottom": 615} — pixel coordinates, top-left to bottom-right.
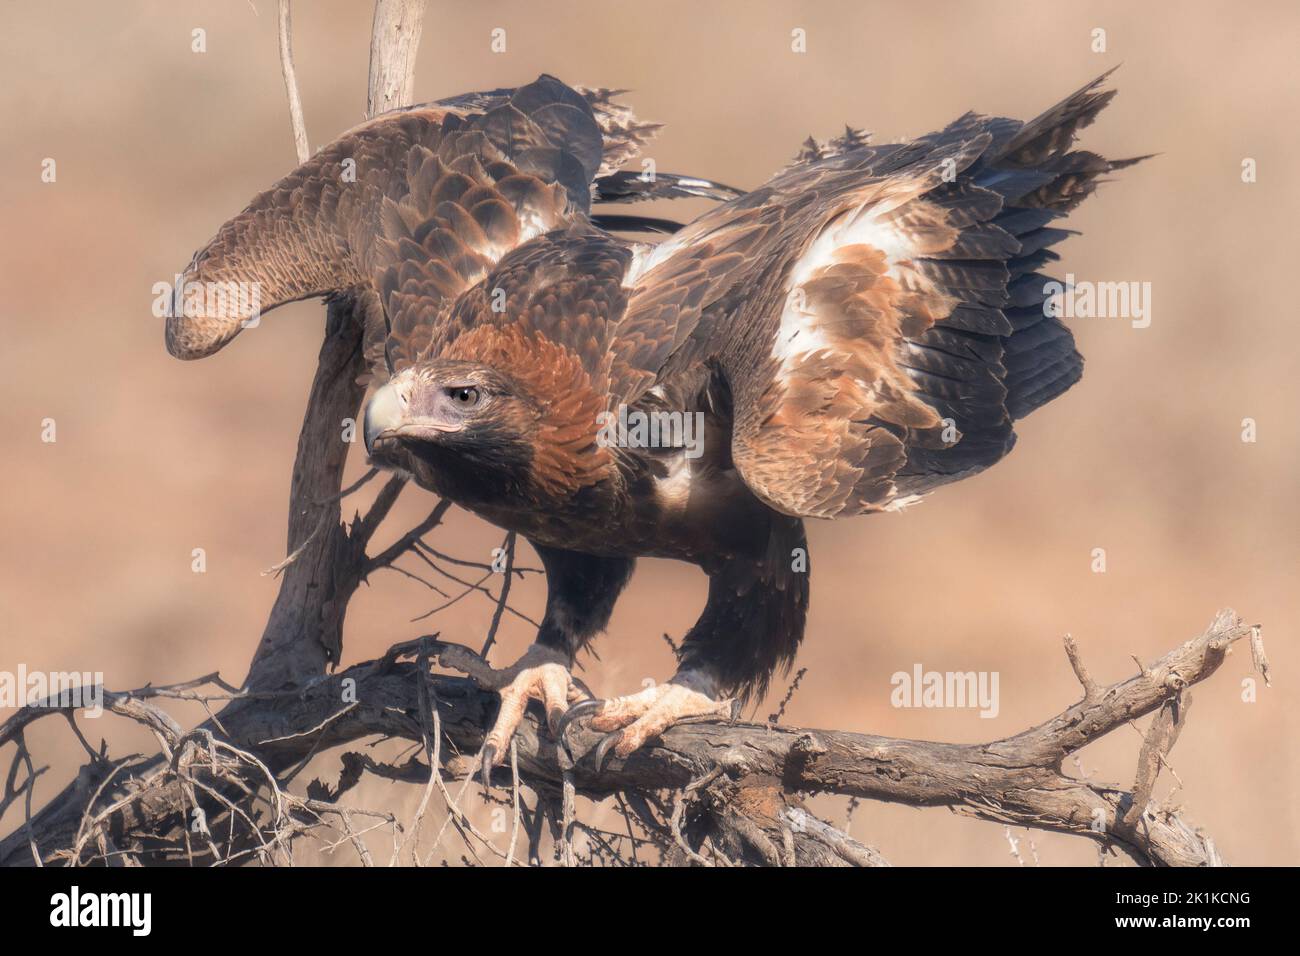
{"left": 1063, "top": 633, "right": 1101, "bottom": 702}
{"left": 366, "top": 0, "right": 427, "bottom": 117}
{"left": 481, "top": 531, "right": 516, "bottom": 658}
{"left": 366, "top": 498, "right": 453, "bottom": 573}
{"left": 1, "top": 609, "right": 1267, "bottom": 867}
{"left": 277, "top": 0, "right": 310, "bottom": 163}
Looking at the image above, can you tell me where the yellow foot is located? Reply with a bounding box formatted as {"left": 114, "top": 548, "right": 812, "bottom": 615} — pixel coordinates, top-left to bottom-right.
{"left": 476, "top": 644, "right": 586, "bottom": 783}
{"left": 559, "top": 674, "right": 733, "bottom": 763}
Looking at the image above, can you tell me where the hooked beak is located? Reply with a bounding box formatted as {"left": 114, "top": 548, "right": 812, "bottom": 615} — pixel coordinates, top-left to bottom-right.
{"left": 363, "top": 378, "right": 463, "bottom": 456}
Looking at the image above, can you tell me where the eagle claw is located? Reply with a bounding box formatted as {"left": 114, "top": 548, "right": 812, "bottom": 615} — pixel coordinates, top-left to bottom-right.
{"left": 556, "top": 677, "right": 733, "bottom": 764}
{"left": 477, "top": 644, "right": 585, "bottom": 788}
{"left": 591, "top": 731, "right": 623, "bottom": 770}
{"left": 480, "top": 743, "right": 498, "bottom": 788}
{"left": 554, "top": 698, "right": 609, "bottom": 765}
{"left": 555, "top": 698, "right": 605, "bottom": 739}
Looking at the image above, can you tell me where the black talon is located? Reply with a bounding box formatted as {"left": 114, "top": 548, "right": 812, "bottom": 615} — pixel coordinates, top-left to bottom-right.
{"left": 554, "top": 698, "right": 604, "bottom": 741}
{"left": 480, "top": 743, "right": 498, "bottom": 789}
{"left": 546, "top": 707, "right": 566, "bottom": 738}
{"left": 554, "top": 698, "right": 606, "bottom": 764}
{"left": 591, "top": 731, "right": 623, "bottom": 770}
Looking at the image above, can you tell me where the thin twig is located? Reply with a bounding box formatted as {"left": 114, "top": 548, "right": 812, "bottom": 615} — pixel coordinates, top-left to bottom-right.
{"left": 277, "top": 0, "right": 310, "bottom": 164}
{"left": 481, "top": 531, "right": 516, "bottom": 659}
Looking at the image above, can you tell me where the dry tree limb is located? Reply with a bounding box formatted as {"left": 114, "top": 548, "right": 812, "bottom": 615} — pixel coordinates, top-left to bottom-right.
{"left": 480, "top": 531, "right": 516, "bottom": 659}
{"left": 243, "top": 0, "right": 429, "bottom": 690}
{"left": 366, "top": 498, "right": 453, "bottom": 574}
{"left": 366, "top": 0, "right": 426, "bottom": 117}
{"left": 1123, "top": 694, "right": 1188, "bottom": 832}
{"left": 0, "top": 608, "right": 1266, "bottom": 867}
{"left": 1063, "top": 633, "right": 1101, "bottom": 702}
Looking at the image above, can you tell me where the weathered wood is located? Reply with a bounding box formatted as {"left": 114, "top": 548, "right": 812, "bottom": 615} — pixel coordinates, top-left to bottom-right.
{"left": 366, "top": 0, "right": 426, "bottom": 117}
{"left": 1, "top": 609, "right": 1256, "bottom": 866}
{"left": 247, "top": 0, "right": 427, "bottom": 690}
{"left": 245, "top": 302, "right": 365, "bottom": 690}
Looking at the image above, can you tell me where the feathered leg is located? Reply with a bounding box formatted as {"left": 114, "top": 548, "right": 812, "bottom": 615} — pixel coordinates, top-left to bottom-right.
{"left": 562, "top": 515, "right": 809, "bottom": 761}
{"left": 480, "top": 545, "right": 635, "bottom": 780}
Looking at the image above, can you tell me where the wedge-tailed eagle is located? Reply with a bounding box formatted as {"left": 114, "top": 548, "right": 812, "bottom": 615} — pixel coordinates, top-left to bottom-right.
{"left": 167, "top": 72, "right": 1143, "bottom": 770}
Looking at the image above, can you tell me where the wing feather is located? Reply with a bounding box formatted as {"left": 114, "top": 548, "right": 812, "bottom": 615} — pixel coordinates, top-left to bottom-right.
{"left": 618, "top": 72, "right": 1144, "bottom": 517}
{"left": 166, "top": 76, "right": 679, "bottom": 384}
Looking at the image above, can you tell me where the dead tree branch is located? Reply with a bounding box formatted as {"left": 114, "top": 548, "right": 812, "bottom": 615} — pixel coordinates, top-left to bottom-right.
{"left": 245, "top": 0, "right": 427, "bottom": 691}
{"left": 0, "top": 608, "right": 1266, "bottom": 867}
{"left": 366, "top": 0, "right": 426, "bottom": 117}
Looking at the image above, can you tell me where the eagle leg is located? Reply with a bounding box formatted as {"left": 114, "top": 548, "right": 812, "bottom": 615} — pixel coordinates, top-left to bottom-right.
{"left": 479, "top": 643, "right": 588, "bottom": 785}
{"left": 480, "top": 546, "right": 635, "bottom": 783}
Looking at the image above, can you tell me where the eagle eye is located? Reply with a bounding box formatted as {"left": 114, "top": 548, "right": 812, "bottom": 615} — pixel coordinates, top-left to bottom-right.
{"left": 445, "top": 386, "right": 480, "bottom": 408}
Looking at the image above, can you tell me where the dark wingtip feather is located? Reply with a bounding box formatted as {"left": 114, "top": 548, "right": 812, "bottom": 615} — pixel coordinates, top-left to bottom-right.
{"left": 1109, "top": 153, "right": 1158, "bottom": 169}
{"left": 592, "top": 213, "right": 686, "bottom": 235}
{"left": 593, "top": 169, "right": 746, "bottom": 204}
{"left": 989, "top": 67, "right": 1124, "bottom": 167}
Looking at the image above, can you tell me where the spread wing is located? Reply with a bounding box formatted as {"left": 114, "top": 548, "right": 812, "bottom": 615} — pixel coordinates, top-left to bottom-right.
{"left": 618, "top": 70, "right": 1146, "bottom": 518}
{"left": 165, "top": 76, "right": 730, "bottom": 384}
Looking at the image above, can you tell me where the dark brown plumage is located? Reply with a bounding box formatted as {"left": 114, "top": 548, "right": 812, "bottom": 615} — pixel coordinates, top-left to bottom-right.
{"left": 169, "top": 72, "right": 1143, "bottom": 764}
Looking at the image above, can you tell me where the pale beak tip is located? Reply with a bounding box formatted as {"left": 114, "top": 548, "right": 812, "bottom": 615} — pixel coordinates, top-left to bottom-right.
{"left": 363, "top": 381, "right": 403, "bottom": 455}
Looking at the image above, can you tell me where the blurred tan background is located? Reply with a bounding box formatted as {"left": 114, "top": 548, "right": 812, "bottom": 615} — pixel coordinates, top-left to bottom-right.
{"left": 1, "top": 0, "right": 1296, "bottom": 865}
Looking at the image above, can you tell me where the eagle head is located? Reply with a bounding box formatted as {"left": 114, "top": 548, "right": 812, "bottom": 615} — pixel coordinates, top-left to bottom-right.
{"left": 363, "top": 360, "right": 540, "bottom": 502}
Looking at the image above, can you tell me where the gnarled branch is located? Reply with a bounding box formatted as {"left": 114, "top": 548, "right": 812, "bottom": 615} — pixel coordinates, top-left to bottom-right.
{"left": 0, "top": 608, "right": 1266, "bottom": 867}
